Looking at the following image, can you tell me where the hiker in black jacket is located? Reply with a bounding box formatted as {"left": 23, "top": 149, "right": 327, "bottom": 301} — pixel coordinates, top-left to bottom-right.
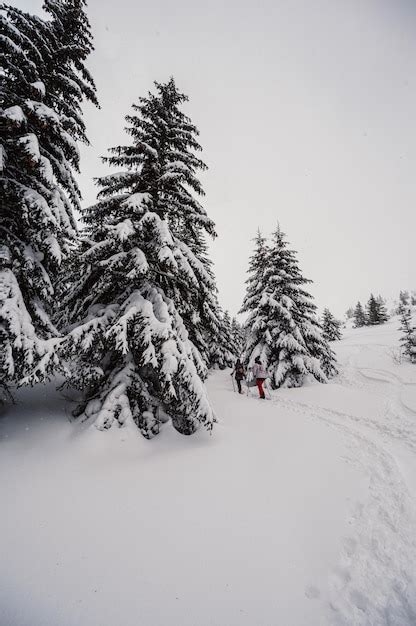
{"left": 232, "top": 359, "right": 245, "bottom": 393}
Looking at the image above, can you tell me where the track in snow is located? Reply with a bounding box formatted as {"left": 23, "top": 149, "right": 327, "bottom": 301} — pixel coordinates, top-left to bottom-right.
{"left": 263, "top": 336, "right": 416, "bottom": 625}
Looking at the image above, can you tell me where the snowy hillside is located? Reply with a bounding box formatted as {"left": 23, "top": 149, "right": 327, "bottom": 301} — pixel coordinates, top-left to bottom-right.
{"left": 1, "top": 317, "right": 416, "bottom": 626}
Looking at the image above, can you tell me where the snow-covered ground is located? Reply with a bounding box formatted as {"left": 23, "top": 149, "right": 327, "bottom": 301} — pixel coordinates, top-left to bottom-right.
{"left": 1, "top": 318, "right": 416, "bottom": 626}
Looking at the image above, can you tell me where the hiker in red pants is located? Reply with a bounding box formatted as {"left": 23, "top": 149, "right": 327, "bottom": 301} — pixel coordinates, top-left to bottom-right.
{"left": 252, "top": 356, "right": 267, "bottom": 399}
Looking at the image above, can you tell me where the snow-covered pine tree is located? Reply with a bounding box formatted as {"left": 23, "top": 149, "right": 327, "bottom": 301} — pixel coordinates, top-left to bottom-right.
{"left": 319, "top": 341, "right": 339, "bottom": 379}
{"left": 58, "top": 79, "right": 217, "bottom": 438}
{"left": 240, "top": 230, "right": 269, "bottom": 363}
{"left": 376, "top": 295, "right": 389, "bottom": 323}
{"left": 366, "top": 294, "right": 388, "bottom": 325}
{"left": 127, "top": 78, "right": 219, "bottom": 369}
{"left": 366, "top": 294, "right": 379, "bottom": 324}
{"left": 0, "top": 2, "right": 97, "bottom": 391}
{"left": 399, "top": 290, "right": 410, "bottom": 306}
{"left": 398, "top": 305, "right": 416, "bottom": 363}
{"left": 231, "top": 316, "right": 244, "bottom": 357}
{"left": 208, "top": 309, "right": 236, "bottom": 369}
{"left": 240, "top": 230, "right": 269, "bottom": 312}
{"left": 353, "top": 302, "right": 367, "bottom": 328}
{"left": 322, "top": 308, "right": 342, "bottom": 341}
{"left": 242, "top": 226, "right": 335, "bottom": 388}
{"left": 266, "top": 227, "right": 337, "bottom": 386}
{"left": 180, "top": 228, "right": 222, "bottom": 367}
{"left": 345, "top": 307, "right": 354, "bottom": 320}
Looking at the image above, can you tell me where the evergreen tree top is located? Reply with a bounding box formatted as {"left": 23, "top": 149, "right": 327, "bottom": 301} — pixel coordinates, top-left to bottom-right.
{"left": 240, "top": 230, "right": 269, "bottom": 314}
{"left": 248, "top": 230, "right": 268, "bottom": 262}
{"left": 87, "top": 78, "right": 214, "bottom": 237}
{"left": 43, "top": 0, "right": 93, "bottom": 55}
{"left": 264, "top": 226, "right": 315, "bottom": 312}
{"left": 60, "top": 79, "right": 219, "bottom": 374}
{"left": 2, "top": 1, "right": 98, "bottom": 176}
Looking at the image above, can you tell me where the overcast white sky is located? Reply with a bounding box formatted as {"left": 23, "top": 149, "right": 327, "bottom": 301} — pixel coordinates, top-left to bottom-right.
{"left": 21, "top": 0, "right": 415, "bottom": 317}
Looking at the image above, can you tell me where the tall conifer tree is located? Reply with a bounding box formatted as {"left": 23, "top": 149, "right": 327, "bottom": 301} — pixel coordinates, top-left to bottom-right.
{"left": 59, "top": 79, "right": 217, "bottom": 438}
{"left": 241, "top": 227, "right": 336, "bottom": 388}
{"left": 0, "top": 1, "right": 97, "bottom": 392}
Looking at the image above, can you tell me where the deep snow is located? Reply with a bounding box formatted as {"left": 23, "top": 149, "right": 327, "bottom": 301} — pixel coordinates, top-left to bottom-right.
{"left": 1, "top": 318, "right": 416, "bottom": 626}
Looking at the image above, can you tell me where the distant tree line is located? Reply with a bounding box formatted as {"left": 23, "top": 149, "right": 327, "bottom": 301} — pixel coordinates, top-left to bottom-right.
{"left": 398, "top": 290, "right": 416, "bottom": 308}
{"left": 347, "top": 295, "right": 389, "bottom": 328}
{"left": 346, "top": 291, "right": 416, "bottom": 365}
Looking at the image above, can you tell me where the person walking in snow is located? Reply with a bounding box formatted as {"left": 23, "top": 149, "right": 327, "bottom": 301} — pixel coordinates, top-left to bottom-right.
{"left": 252, "top": 357, "right": 267, "bottom": 399}
{"left": 232, "top": 359, "right": 245, "bottom": 394}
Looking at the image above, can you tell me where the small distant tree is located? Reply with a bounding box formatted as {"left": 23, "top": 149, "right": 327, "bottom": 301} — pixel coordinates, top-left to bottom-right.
{"left": 399, "top": 291, "right": 410, "bottom": 306}
{"left": 320, "top": 342, "right": 339, "bottom": 379}
{"left": 208, "top": 310, "right": 236, "bottom": 370}
{"left": 353, "top": 302, "right": 367, "bottom": 328}
{"left": 366, "top": 294, "right": 388, "bottom": 325}
{"left": 322, "top": 308, "right": 342, "bottom": 341}
{"left": 345, "top": 307, "right": 354, "bottom": 320}
{"left": 411, "top": 292, "right": 416, "bottom": 306}
{"left": 366, "top": 295, "right": 378, "bottom": 325}
{"left": 231, "top": 317, "right": 244, "bottom": 356}
{"left": 398, "top": 305, "right": 416, "bottom": 363}
{"left": 376, "top": 296, "right": 389, "bottom": 323}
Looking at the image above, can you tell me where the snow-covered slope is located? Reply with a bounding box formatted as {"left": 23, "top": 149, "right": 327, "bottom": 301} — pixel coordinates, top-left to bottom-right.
{"left": 1, "top": 318, "right": 416, "bottom": 626}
